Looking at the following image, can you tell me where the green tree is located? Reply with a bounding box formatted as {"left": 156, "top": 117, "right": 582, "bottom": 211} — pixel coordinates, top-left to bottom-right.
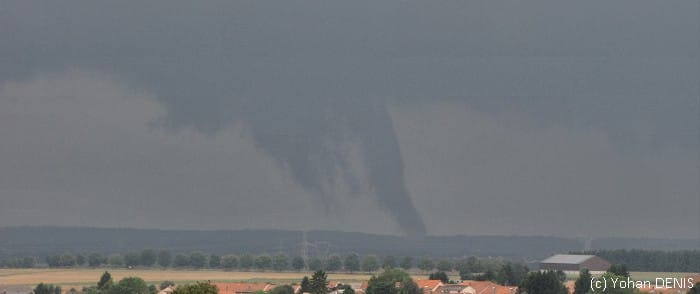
{"left": 341, "top": 284, "right": 356, "bottom": 294}
{"left": 108, "top": 277, "right": 150, "bottom": 294}
{"left": 160, "top": 281, "right": 176, "bottom": 290}
{"left": 496, "top": 263, "right": 516, "bottom": 286}
{"left": 325, "top": 255, "right": 342, "bottom": 272}
{"left": 454, "top": 258, "right": 468, "bottom": 277}
{"left": 254, "top": 254, "right": 272, "bottom": 271}
{"left": 362, "top": 255, "right": 380, "bottom": 273}
{"left": 455, "top": 256, "right": 480, "bottom": 279}
{"left": 476, "top": 260, "right": 504, "bottom": 281}
{"left": 436, "top": 259, "right": 454, "bottom": 272}
{"left": 172, "top": 282, "right": 218, "bottom": 294}
{"left": 555, "top": 270, "right": 567, "bottom": 282}
{"left": 173, "top": 254, "right": 190, "bottom": 268}
{"left": 399, "top": 257, "right": 413, "bottom": 270}
{"left": 417, "top": 257, "right": 434, "bottom": 272}
{"left": 272, "top": 253, "right": 289, "bottom": 271}
{"left": 46, "top": 255, "right": 61, "bottom": 268}
{"left": 344, "top": 253, "right": 361, "bottom": 273}
{"left": 292, "top": 256, "right": 305, "bottom": 271}
{"left": 269, "top": 285, "right": 295, "bottom": 294}
{"left": 428, "top": 271, "right": 449, "bottom": 283}
{"left": 141, "top": 249, "right": 158, "bottom": 267}
{"left": 308, "top": 257, "right": 323, "bottom": 271}
{"left": 574, "top": 269, "right": 592, "bottom": 294}
{"left": 209, "top": 254, "right": 221, "bottom": 268}
{"left": 510, "top": 263, "right": 530, "bottom": 287}
{"left": 474, "top": 269, "right": 495, "bottom": 282}
{"left": 517, "top": 271, "right": 567, "bottom": 294}
{"left": 60, "top": 253, "right": 77, "bottom": 267}
{"left": 221, "top": 255, "right": 239, "bottom": 270}
{"left": 189, "top": 252, "right": 208, "bottom": 269}
{"left": 108, "top": 255, "right": 124, "bottom": 267}
{"left": 366, "top": 275, "right": 395, "bottom": 294}
{"left": 98, "top": 271, "right": 113, "bottom": 290}
{"left": 382, "top": 255, "right": 397, "bottom": 269}
{"left": 33, "top": 283, "right": 62, "bottom": 294}
{"left": 300, "top": 276, "right": 311, "bottom": 294}
{"left": 607, "top": 264, "right": 629, "bottom": 278}
{"left": 124, "top": 252, "right": 141, "bottom": 267}
{"left": 239, "top": 254, "right": 254, "bottom": 271}
{"left": 76, "top": 254, "right": 86, "bottom": 266}
{"left": 88, "top": 253, "right": 106, "bottom": 267}
{"left": 366, "top": 269, "right": 415, "bottom": 294}
{"left": 398, "top": 278, "right": 423, "bottom": 294}
{"left": 310, "top": 270, "right": 329, "bottom": 294}
{"left": 469, "top": 256, "right": 483, "bottom": 273}
{"left": 82, "top": 286, "right": 100, "bottom": 294}
{"left": 158, "top": 250, "right": 172, "bottom": 268}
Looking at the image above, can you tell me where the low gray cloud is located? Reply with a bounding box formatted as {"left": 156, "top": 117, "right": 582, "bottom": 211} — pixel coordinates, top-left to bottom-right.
{"left": 0, "top": 71, "right": 398, "bottom": 233}
{"left": 394, "top": 102, "right": 698, "bottom": 238}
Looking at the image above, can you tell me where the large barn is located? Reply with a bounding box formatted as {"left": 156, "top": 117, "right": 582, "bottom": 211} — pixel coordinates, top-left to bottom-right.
{"left": 539, "top": 254, "right": 611, "bottom": 272}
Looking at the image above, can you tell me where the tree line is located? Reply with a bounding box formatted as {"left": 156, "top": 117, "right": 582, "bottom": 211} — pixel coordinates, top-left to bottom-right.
{"left": 578, "top": 249, "right": 700, "bottom": 272}
{"left": 4, "top": 249, "right": 526, "bottom": 276}
{"left": 35, "top": 271, "right": 217, "bottom": 294}
{"left": 32, "top": 269, "right": 419, "bottom": 294}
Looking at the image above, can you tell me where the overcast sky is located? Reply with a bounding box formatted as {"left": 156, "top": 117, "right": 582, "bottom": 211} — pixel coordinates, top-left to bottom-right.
{"left": 0, "top": 0, "right": 698, "bottom": 239}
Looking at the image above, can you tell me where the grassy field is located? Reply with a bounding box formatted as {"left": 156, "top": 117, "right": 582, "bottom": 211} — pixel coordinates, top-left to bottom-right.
{"left": 0, "top": 268, "right": 375, "bottom": 289}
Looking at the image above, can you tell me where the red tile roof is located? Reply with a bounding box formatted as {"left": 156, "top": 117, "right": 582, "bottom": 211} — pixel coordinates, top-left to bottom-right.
{"left": 415, "top": 280, "right": 444, "bottom": 293}
{"left": 213, "top": 283, "right": 274, "bottom": 294}
{"left": 459, "top": 280, "right": 515, "bottom": 294}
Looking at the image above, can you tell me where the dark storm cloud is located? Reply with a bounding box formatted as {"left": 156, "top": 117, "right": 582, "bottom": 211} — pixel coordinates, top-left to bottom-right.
{"left": 0, "top": 0, "right": 697, "bottom": 237}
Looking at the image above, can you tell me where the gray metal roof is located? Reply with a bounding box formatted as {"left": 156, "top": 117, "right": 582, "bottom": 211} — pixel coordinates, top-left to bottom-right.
{"left": 540, "top": 254, "right": 595, "bottom": 264}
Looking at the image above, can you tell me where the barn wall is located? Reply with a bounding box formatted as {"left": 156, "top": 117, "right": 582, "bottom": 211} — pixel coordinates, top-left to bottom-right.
{"left": 580, "top": 256, "right": 612, "bottom": 271}
{"left": 539, "top": 263, "right": 580, "bottom": 271}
